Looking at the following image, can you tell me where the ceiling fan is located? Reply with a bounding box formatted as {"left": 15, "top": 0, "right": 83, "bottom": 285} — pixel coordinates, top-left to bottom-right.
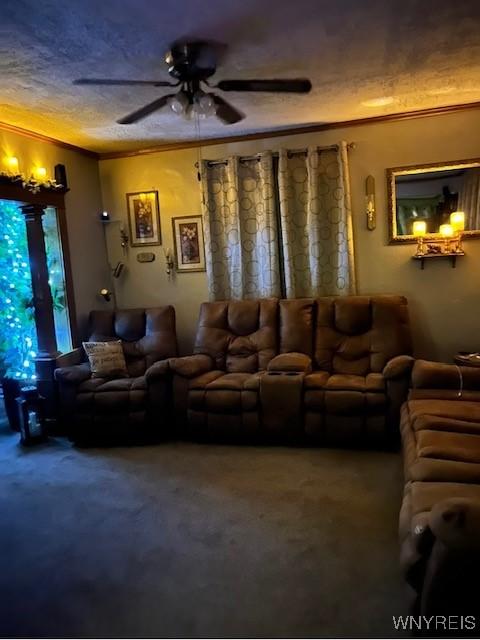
{"left": 73, "top": 40, "right": 312, "bottom": 125}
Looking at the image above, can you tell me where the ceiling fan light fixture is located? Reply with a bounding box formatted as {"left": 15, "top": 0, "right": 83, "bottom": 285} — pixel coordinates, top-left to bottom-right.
{"left": 167, "top": 91, "right": 189, "bottom": 114}
{"left": 193, "top": 90, "right": 217, "bottom": 119}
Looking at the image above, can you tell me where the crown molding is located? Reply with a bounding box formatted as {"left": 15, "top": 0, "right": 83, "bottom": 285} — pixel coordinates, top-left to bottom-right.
{"left": 0, "top": 121, "right": 99, "bottom": 159}
{"left": 98, "top": 100, "right": 480, "bottom": 160}
{"left": 1, "top": 100, "right": 479, "bottom": 162}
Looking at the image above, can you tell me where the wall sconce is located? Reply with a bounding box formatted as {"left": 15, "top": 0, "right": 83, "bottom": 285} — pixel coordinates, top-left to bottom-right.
{"left": 365, "top": 175, "right": 376, "bottom": 230}
{"left": 164, "top": 248, "right": 175, "bottom": 275}
{"left": 99, "top": 288, "right": 112, "bottom": 302}
{"left": 99, "top": 211, "right": 129, "bottom": 253}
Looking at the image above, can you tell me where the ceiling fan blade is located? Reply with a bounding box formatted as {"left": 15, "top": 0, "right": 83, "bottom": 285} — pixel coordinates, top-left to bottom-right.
{"left": 74, "top": 78, "right": 176, "bottom": 87}
{"left": 211, "top": 94, "right": 244, "bottom": 125}
{"left": 217, "top": 78, "right": 312, "bottom": 93}
{"left": 117, "top": 94, "right": 174, "bottom": 125}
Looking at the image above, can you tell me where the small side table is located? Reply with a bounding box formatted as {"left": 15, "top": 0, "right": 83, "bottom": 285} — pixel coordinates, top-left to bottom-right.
{"left": 454, "top": 352, "right": 480, "bottom": 368}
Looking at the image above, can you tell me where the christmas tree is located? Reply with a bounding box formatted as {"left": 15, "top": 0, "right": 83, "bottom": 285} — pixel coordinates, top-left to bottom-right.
{"left": 0, "top": 200, "right": 38, "bottom": 381}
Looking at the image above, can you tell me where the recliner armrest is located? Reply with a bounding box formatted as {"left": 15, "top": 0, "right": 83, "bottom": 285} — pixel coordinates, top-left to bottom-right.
{"left": 55, "top": 347, "right": 84, "bottom": 368}
{"left": 430, "top": 499, "right": 480, "bottom": 551}
{"left": 54, "top": 362, "right": 91, "bottom": 385}
{"left": 145, "top": 359, "right": 170, "bottom": 383}
{"left": 383, "top": 355, "right": 414, "bottom": 380}
{"left": 267, "top": 352, "right": 312, "bottom": 373}
{"left": 169, "top": 354, "right": 213, "bottom": 378}
{"left": 412, "top": 359, "right": 480, "bottom": 391}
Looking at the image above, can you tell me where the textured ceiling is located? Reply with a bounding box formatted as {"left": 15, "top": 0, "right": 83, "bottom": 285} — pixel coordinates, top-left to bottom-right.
{"left": 1, "top": 0, "right": 480, "bottom": 153}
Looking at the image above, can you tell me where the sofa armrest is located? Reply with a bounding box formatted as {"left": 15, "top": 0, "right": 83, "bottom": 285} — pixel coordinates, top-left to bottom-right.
{"left": 383, "top": 355, "right": 414, "bottom": 380}
{"left": 145, "top": 359, "right": 170, "bottom": 383}
{"left": 412, "top": 359, "right": 480, "bottom": 391}
{"left": 267, "top": 352, "right": 312, "bottom": 373}
{"left": 54, "top": 362, "right": 91, "bottom": 385}
{"left": 169, "top": 354, "right": 214, "bottom": 378}
{"left": 430, "top": 499, "right": 480, "bottom": 551}
{"left": 55, "top": 347, "right": 84, "bottom": 368}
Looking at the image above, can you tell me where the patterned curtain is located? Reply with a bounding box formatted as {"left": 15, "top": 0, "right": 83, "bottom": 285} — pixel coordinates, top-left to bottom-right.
{"left": 201, "top": 153, "right": 281, "bottom": 300}
{"left": 459, "top": 168, "right": 480, "bottom": 230}
{"left": 278, "top": 142, "right": 356, "bottom": 297}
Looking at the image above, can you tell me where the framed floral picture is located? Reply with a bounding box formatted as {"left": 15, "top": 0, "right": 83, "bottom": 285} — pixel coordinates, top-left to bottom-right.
{"left": 172, "top": 215, "right": 206, "bottom": 273}
{"left": 126, "top": 191, "right": 161, "bottom": 247}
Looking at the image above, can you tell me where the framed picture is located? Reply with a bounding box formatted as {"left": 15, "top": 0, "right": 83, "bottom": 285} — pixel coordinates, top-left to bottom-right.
{"left": 172, "top": 215, "right": 206, "bottom": 273}
{"left": 126, "top": 191, "right": 161, "bottom": 247}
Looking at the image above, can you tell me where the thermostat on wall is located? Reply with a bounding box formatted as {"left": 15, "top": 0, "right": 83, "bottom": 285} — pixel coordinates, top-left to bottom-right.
{"left": 137, "top": 252, "right": 156, "bottom": 263}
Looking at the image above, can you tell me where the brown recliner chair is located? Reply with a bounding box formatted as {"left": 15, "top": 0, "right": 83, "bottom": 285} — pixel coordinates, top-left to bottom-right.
{"left": 285, "top": 295, "right": 414, "bottom": 445}
{"left": 169, "top": 298, "right": 277, "bottom": 439}
{"left": 54, "top": 307, "right": 178, "bottom": 444}
{"left": 168, "top": 295, "right": 413, "bottom": 445}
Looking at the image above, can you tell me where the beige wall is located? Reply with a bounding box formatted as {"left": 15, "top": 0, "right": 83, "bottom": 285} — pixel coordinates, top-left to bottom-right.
{"left": 99, "top": 109, "right": 480, "bottom": 359}
{"left": 0, "top": 129, "right": 109, "bottom": 340}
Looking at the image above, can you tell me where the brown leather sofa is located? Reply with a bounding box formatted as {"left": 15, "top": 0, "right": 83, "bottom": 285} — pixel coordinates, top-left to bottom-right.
{"left": 168, "top": 295, "right": 413, "bottom": 445}
{"left": 54, "top": 307, "right": 178, "bottom": 444}
{"left": 400, "top": 359, "right": 480, "bottom": 616}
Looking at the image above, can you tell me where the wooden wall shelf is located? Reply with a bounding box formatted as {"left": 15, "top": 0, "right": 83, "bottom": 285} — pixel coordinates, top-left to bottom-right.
{"left": 412, "top": 252, "right": 464, "bottom": 269}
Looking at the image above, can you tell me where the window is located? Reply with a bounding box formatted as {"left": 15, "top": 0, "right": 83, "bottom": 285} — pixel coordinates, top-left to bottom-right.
{"left": 43, "top": 206, "right": 72, "bottom": 353}
{"left": 0, "top": 199, "right": 38, "bottom": 380}
{"left": 0, "top": 198, "right": 74, "bottom": 381}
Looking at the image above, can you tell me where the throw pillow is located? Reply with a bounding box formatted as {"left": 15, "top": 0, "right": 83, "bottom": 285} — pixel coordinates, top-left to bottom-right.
{"left": 82, "top": 340, "right": 128, "bottom": 379}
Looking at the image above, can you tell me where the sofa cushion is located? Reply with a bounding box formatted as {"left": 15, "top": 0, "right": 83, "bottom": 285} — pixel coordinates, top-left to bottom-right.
{"left": 406, "top": 399, "right": 480, "bottom": 425}
{"left": 409, "top": 412, "right": 480, "bottom": 436}
{"left": 78, "top": 376, "right": 146, "bottom": 393}
{"left": 278, "top": 299, "right": 315, "bottom": 356}
{"left": 82, "top": 340, "right": 128, "bottom": 379}
{"left": 416, "top": 430, "right": 480, "bottom": 464}
{"left": 304, "top": 371, "right": 330, "bottom": 389}
{"left": 325, "top": 373, "right": 385, "bottom": 392}
{"left": 206, "top": 373, "right": 252, "bottom": 391}
{"left": 401, "top": 403, "right": 480, "bottom": 483}
{"left": 188, "top": 372, "right": 263, "bottom": 413}
{"left": 193, "top": 299, "right": 277, "bottom": 373}
{"left": 189, "top": 371, "right": 224, "bottom": 389}
{"left": 314, "top": 295, "right": 411, "bottom": 375}
{"left": 88, "top": 307, "right": 178, "bottom": 377}
{"left": 410, "top": 482, "right": 480, "bottom": 517}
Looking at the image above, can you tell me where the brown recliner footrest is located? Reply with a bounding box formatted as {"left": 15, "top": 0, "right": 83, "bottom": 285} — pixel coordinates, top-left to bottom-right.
{"left": 260, "top": 371, "right": 305, "bottom": 432}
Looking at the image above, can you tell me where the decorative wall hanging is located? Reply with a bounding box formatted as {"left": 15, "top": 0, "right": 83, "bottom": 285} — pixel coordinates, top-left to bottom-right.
{"left": 365, "top": 175, "right": 376, "bottom": 230}
{"left": 137, "top": 252, "right": 156, "bottom": 263}
{"left": 172, "top": 215, "right": 206, "bottom": 273}
{"left": 1, "top": 156, "right": 66, "bottom": 194}
{"left": 126, "top": 191, "right": 161, "bottom": 247}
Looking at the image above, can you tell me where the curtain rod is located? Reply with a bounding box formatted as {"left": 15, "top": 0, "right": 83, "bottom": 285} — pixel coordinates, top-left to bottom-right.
{"left": 194, "top": 142, "right": 355, "bottom": 168}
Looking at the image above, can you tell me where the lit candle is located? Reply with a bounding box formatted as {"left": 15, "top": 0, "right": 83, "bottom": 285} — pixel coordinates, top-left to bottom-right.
{"left": 34, "top": 166, "right": 47, "bottom": 181}
{"left": 412, "top": 220, "right": 426, "bottom": 236}
{"left": 4, "top": 156, "right": 19, "bottom": 174}
{"left": 439, "top": 223, "right": 454, "bottom": 238}
{"left": 450, "top": 211, "right": 465, "bottom": 232}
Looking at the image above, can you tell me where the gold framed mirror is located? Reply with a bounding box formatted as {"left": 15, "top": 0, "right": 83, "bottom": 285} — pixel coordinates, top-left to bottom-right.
{"left": 387, "top": 158, "right": 480, "bottom": 243}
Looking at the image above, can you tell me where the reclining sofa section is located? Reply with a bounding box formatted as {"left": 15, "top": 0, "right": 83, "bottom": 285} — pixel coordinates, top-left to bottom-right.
{"left": 169, "top": 295, "right": 413, "bottom": 444}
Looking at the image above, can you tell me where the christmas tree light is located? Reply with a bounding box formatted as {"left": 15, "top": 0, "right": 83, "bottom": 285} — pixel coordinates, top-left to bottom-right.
{"left": 0, "top": 200, "right": 37, "bottom": 380}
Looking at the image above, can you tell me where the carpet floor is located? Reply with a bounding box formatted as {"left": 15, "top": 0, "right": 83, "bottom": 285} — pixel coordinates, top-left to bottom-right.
{"left": 0, "top": 416, "right": 411, "bottom": 638}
